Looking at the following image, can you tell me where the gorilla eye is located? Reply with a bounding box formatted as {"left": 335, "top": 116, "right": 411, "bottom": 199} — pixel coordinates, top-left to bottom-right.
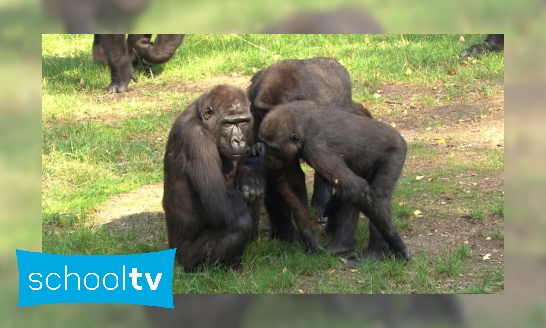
{"left": 290, "top": 134, "right": 299, "bottom": 142}
{"left": 296, "top": 95, "right": 304, "bottom": 100}
{"left": 205, "top": 106, "right": 213, "bottom": 114}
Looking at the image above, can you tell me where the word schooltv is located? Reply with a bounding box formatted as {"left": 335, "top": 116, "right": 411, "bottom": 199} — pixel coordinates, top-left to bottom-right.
{"left": 16, "top": 249, "right": 176, "bottom": 308}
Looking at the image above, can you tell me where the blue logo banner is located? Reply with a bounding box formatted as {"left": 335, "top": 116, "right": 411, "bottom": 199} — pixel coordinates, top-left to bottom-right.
{"left": 16, "top": 249, "right": 176, "bottom": 308}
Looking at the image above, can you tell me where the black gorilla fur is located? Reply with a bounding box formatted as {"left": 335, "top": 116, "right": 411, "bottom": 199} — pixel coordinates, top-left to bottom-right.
{"left": 259, "top": 101, "right": 410, "bottom": 261}
{"left": 460, "top": 34, "right": 504, "bottom": 58}
{"left": 247, "top": 57, "right": 373, "bottom": 244}
{"left": 162, "top": 84, "right": 264, "bottom": 270}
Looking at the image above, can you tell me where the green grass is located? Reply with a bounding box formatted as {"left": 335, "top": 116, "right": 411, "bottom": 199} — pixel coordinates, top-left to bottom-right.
{"left": 42, "top": 34, "right": 504, "bottom": 294}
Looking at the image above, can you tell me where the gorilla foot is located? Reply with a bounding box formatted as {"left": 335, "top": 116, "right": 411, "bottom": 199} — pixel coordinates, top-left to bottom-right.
{"left": 306, "top": 243, "right": 326, "bottom": 254}
{"left": 269, "top": 230, "right": 298, "bottom": 242}
{"left": 325, "top": 242, "right": 354, "bottom": 255}
{"left": 460, "top": 43, "right": 491, "bottom": 58}
{"left": 347, "top": 247, "right": 392, "bottom": 266}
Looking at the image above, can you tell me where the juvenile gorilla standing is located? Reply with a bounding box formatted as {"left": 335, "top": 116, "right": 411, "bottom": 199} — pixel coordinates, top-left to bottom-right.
{"left": 248, "top": 57, "right": 372, "bottom": 244}
{"left": 259, "top": 101, "right": 411, "bottom": 261}
{"left": 93, "top": 34, "right": 185, "bottom": 93}
{"left": 163, "top": 85, "right": 263, "bottom": 270}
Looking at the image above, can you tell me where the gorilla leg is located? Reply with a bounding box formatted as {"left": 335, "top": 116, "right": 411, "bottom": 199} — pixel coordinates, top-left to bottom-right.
{"left": 264, "top": 170, "right": 298, "bottom": 242}
{"left": 324, "top": 194, "right": 360, "bottom": 255}
{"left": 134, "top": 34, "right": 185, "bottom": 64}
{"left": 92, "top": 34, "right": 107, "bottom": 65}
{"left": 310, "top": 173, "right": 333, "bottom": 222}
{"left": 248, "top": 199, "right": 262, "bottom": 242}
{"left": 176, "top": 229, "right": 252, "bottom": 270}
{"left": 352, "top": 152, "right": 410, "bottom": 262}
{"left": 99, "top": 34, "right": 138, "bottom": 93}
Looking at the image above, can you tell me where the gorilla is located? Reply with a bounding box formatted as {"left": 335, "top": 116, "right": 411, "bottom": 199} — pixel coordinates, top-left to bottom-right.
{"left": 43, "top": 0, "right": 150, "bottom": 33}
{"left": 93, "top": 34, "right": 185, "bottom": 93}
{"left": 262, "top": 7, "right": 383, "bottom": 33}
{"left": 259, "top": 101, "right": 410, "bottom": 261}
{"left": 162, "top": 84, "right": 264, "bottom": 271}
{"left": 247, "top": 57, "right": 372, "bottom": 245}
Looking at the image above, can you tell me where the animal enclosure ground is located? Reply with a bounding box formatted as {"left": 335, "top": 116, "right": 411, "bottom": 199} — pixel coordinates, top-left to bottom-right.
{"left": 83, "top": 76, "right": 504, "bottom": 295}
{"left": 42, "top": 34, "right": 504, "bottom": 295}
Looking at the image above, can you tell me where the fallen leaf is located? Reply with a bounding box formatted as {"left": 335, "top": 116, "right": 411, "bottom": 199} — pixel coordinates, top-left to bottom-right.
{"left": 405, "top": 67, "right": 412, "bottom": 75}
{"left": 437, "top": 138, "right": 446, "bottom": 144}
{"left": 486, "top": 236, "right": 491, "bottom": 240}
{"left": 282, "top": 267, "right": 287, "bottom": 274}
{"left": 459, "top": 36, "right": 465, "bottom": 42}
{"left": 413, "top": 210, "right": 422, "bottom": 216}
{"left": 426, "top": 127, "right": 432, "bottom": 131}
{"left": 364, "top": 36, "right": 371, "bottom": 44}
{"left": 350, "top": 269, "right": 358, "bottom": 273}
{"left": 390, "top": 122, "right": 396, "bottom": 127}
{"left": 298, "top": 289, "right": 304, "bottom": 294}
{"left": 329, "top": 269, "right": 336, "bottom": 274}
{"left": 399, "top": 201, "right": 405, "bottom": 206}
{"left": 483, "top": 254, "right": 491, "bottom": 260}
{"left": 373, "top": 93, "right": 382, "bottom": 98}
{"left": 415, "top": 175, "right": 425, "bottom": 180}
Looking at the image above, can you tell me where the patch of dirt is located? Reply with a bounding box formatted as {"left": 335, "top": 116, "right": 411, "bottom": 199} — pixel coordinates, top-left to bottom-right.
{"left": 88, "top": 183, "right": 164, "bottom": 228}
{"left": 67, "top": 75, "right": 253, "bottom": 124}
{"left": 376, "top": 89, "right": 504, "bottom": 150}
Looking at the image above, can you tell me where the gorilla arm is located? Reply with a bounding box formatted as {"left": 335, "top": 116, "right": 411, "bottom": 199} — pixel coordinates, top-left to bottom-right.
{"left": 184, "top": 132, "right": 252, "bottom": 232}
{"left": 134, "top": 34, "right": 185, "bottom": 64}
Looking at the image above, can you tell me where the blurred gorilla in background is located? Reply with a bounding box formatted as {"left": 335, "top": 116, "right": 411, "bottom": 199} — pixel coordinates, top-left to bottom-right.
{"left": 43, "top": 0, "right": 150, "bottom": 33}
{"left": 263, "top": 7, "right": 383, "bottom": 33}
{"left": 146, "top": 295, "right": 467, "bottom": 328}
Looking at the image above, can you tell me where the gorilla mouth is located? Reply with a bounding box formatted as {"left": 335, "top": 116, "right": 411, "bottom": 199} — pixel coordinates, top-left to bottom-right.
{"left": 228, "top": 153, "right": 244, "bottom": 160}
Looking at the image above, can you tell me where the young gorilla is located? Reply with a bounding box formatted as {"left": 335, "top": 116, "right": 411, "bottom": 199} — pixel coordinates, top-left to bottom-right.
{"left": 163, "top": 85, "right": 264, "bottom": 271}
{"left": 460, "top": 34, "right": 504, "bottom": 58}
{"left": 248, "top": 57, "right": 372, "bottom": 237}
{"left": 92, "top": 34, "right": 185, "bottom": 93}
{"left": 259, "top": 101, "right": 411, "bottom": 261}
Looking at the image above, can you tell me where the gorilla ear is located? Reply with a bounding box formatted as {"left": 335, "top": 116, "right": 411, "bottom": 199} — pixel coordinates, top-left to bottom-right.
{"left": 200, "top": 106, "right": 214, "bottom": 121}
{"left": 290, "top": 134, "right": 300, "bottom": 142}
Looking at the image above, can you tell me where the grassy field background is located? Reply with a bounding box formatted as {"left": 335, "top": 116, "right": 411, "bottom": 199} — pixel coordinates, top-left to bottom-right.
{"left": 42, "top": 34, "right": 504, "bottom": 296}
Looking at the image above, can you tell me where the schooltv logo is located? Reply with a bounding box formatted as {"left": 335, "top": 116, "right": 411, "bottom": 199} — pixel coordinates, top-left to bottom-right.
{"left": 16, "top": 249, "right": 176, "bottom": 308}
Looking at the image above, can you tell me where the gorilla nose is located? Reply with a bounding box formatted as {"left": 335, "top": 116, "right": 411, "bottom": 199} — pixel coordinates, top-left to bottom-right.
{"left": 232, "top": 140, "right": 246, "bottom": 152}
